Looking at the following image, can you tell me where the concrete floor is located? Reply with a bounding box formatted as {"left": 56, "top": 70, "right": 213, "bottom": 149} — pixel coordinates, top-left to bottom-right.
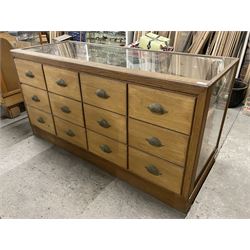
{"left": 0, "top": 108, "right": 249, "bottom": 218}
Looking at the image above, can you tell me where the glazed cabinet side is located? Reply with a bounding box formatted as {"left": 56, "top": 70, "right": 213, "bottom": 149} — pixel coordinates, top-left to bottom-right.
{"left": 184, "top": 63, "right": 238, "bottom": 202}
{"left": 181, "top": 88, "right": 210, "bottom": 199}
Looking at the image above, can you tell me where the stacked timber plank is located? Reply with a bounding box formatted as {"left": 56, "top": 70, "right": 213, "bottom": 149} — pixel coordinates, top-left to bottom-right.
{"left": 207, "top": 31, "right": 245, "bottom": 57}
{"left": 132, "top": 31, "right": 247, "bottom": 58}
{"left": 188, "top": 32, "right": 212, "bottom": 54}
{"left": 173, "top": 32, "right": 192, "bottom": 51}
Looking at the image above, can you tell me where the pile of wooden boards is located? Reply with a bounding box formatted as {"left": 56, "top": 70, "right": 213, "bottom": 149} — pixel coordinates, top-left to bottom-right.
{"left": 207, "top": 31, "right": 246, "bottom": 57}
{"left": 132, "top": 31, "right": 247, "bottom": 57}
{"left": 188, "top": 32, "right": 211, "bottom": 54}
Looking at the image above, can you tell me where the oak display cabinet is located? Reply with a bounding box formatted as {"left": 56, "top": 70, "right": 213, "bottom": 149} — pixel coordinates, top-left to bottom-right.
{"left": 11, "top": 42, "right": 238, "bottom": 213}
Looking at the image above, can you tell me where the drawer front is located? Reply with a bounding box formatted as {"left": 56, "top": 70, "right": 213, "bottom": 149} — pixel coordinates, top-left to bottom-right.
{"left": 54, "top": 116, "right": 87, "bottom": 149}
{"left": 87, "top": 130, "right": 127, "bottom": 168}
{"left": 84, "top": 104, "right": 127, "bottom": 143}
{"left": 129, "top": 85, "right": 195, "bottom": 134}
{"left": 49, "top": 93, "right": 84, "bottom": 126}
{"left": 21, "top": 84, "right": 51, "bottom": 113}
{"left": 15, "top": 59, "right": 46, "bottom": 89}
{"left": 129, "top": 147, "right": 183, "bottom": 194}
{"left": 43, "top": 65, "right": 81, "bottom": 101}
{"left": 129, "top": 118, "right": 188, "bottom": 167}
{"left": 27, "top": 106, "right": 55, "bottom": 134}
{"left": 80, "top": 73, "right": 126, "bottom": 115}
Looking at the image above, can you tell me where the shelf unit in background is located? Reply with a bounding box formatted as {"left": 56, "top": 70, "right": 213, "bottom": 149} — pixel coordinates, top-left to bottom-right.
{"left": 51, "top": 31, "right": 134, "bottom": 46}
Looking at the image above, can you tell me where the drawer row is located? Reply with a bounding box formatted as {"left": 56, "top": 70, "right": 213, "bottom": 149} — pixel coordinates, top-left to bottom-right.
{"left": 16, "top": 59, "right": 194, "bottom": 196}
{"left": 23, "top": 83, "right": 189, "bottom": 167}
{"left": 26, "top": 105, "right": 183, "bottom": 194}
{"left": 28, "top": 106, "right": 87, "bottom": 149}
{"left": 15, "top": 59, "right": 195, "bottom": 135}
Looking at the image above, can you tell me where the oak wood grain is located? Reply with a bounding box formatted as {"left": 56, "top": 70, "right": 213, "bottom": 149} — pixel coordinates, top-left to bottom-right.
{"left": 43, "top": 64, "right": 81, "bottom": 101}
{"left": 27, "top": 106, "right": 55, "bottom": 134}
{"left": 129, "top": 147, "right": 183, "bottom": 194}
{"left": 80, "top": 73, "right": 127, "bottom": 115}
{"left": 87, "top": 130, "right": 127, "bottom": 168}
{"left": 14, "top": 59, "right": 46, "bottom": 89}
{"left": 54, "top": 116, "right": 87, "bottom": 149}
{"left": 0, "top": 38, "right": 20, "bottom": 93}
{"left": 49, "top": 92, "right": 84, "bottom": 126}
{"left": 129, "top": 118, "right": 188, "bottom": 167}
{"left": 2, "top": 93, "right": 23, "bottom": 107}
{"left": 129, "top": 84, "right": 196, "bottom": 134}
{"left": 21, "top": 84, "right": 51, "bottom": 113}
{"left": 84, "top": 104, "right": 127, "bottom": 144}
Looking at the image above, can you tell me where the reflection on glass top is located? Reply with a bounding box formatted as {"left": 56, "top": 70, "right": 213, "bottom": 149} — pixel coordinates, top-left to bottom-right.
{"left": 25, "top": 41, "right": 236, "bottom": 82}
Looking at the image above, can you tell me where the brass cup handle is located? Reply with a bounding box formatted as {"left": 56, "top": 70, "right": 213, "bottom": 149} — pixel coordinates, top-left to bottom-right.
{"left": 147, "top": 103, "right": 167, "bottom": 115}
{"left": 95, "top": 89, "right": 110, "bottom": 99}
{"left": 37, "top": 117, "right": 45, "bottom": 124}
{"left": 32, "top": 95, "right": 40, "bottom": 102}
{"left": 145, "top": 164, "right": 162, "bottom": 176}
{"left": 66, "top": 129, "right": 75, "bottom": 137}
{"left": 61, "top": 106, "right": 71, "bottom": 113}
{"left": 97, "top": 119, "right": 111, "bottom": 128}
{"left": 146, "top": 137, "right": 164, "bottom": 147}
{"left": 99, "top": 144, "right": 112, "bottom": 153}
{"left": 56, "top": 79, "right": 67, "bottom": 87}
{"left": 25, "top": 70, "right": 34, "bottom": 78}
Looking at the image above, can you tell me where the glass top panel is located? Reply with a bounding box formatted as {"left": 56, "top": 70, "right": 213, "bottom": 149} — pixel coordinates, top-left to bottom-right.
{"left": 25, "top": 41, "right": 236, "bottom": 82}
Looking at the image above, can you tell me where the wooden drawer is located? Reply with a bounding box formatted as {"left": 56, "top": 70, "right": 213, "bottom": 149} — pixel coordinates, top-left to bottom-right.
{"left": 129, "top": 147, "right": 183, "bottom": 194}
{"left": 14, "top": 59, "right": 46, "bottom": 89}
{"left": 129, "top": 119, "right": 188, "bottom": 167}
{"left": 87, "top": 130, "right": 127, "bottom": 168}
{"left": 43, "top": 65, "right": 81, "bottom": 101}
{"left": 27, "top": 106, "right": 55, "bottom": 134}
{"left": 54, "top": 116, "right": 87, "bottom": 149}
{"left": 129, "top": 85, "right": 195, "bottom": 134}
{"left": 84, "top": 104, "right": 126, "bottom": 143}
{"left": 49, "top": 92, "right": 84, "bottom": 126}
{"left": 21, "top": 84, "right": 51, "bottom": 113}
{"left": 80, "top": 73, "right": 126, "bottom": 115}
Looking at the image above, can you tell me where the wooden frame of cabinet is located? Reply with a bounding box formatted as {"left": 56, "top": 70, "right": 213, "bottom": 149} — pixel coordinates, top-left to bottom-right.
{"left": 11, "top": 44, "right": 238, "bottom": 213}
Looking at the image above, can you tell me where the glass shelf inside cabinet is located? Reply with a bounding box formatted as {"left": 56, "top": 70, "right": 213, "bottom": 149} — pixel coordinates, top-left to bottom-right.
{"left": 25, "top": 41, "right": 237, "bottom": 83}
